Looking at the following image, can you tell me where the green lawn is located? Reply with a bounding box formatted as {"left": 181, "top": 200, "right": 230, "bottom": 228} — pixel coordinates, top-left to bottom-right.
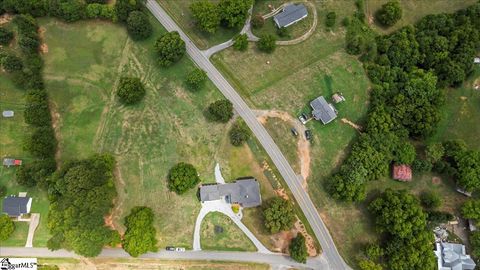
{"left": 1, "top": 221, "right": 29, "bottom": 247}
{"left": 157, "top": 0, "right": 239, "bottom": 50}
{"left": 200, "top": 212, "right": 256, "bottom": 251}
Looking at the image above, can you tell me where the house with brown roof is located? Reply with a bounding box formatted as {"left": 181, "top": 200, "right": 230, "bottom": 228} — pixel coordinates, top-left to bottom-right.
{"left": 392, "top": 164, "right": 412, "bottom": 182}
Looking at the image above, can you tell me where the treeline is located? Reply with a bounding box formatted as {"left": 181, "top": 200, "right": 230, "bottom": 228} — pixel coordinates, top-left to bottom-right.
{"left": 190, "top": 0, "right": 252, "bottom": 33}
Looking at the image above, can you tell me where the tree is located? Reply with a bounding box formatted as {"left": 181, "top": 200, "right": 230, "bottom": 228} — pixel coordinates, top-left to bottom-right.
{"left": 25, "top": 126, "right": 57, "bottom": 159}
{"left": 0, "top": 185, "right": 5, "bottom": 197}
{"left": 218, "top": 0, "right": 253, "bottom": 28}
{"left": 168, "top": 162, "right": 200, "bottom": 194}
{"left": 251, "top": 14, "right": 264, "bottom": 28}
{"left": 0, "top": 27, "right": 13, "bottom": 45}
{"left": 393, "top": 141, "right": 416, "bottom": 165}
{"left": 114, "top": 0, "right": 141, "bottom": 22}
{"left": 185, "top": 68, "right": 207, "bottom": 91}
{"left": 190, "top": 0, "right": 220, "bottom": 33}
{"left": 455, "top": 150, "right": 480, "bottom": 192}
{"left": 206, "top": 100, "right": 233, "bottom": 123}
{"left": 257, "top": 34, "right": 276, "bottom": 53}
{"left": 358, "top": 259, "right": 383, "bottom": 270}
{"left": 461, "top": 199, "right": 480, "bottom": 222}
{"left": 1, "top": 53, "right": 23, "bottom": 72}
{"left": 0, "top": 214, "right": 15, "bottom": 241}
{"left": 425, "top": 143, "right": 444, "bottom": 163}
{"left": 122, "top": 206, "right": 158, "bottom": 257}
{"left": 420, "top": 191, "right": 441, "bottom": 209}
{"left": 16, "top": 159, "right": 56, "bottom": 189}
{"left": 289, "top": 234, "right": 307, "bottom": 263}
{"left": 127, "top": 11, "right": 152, "bottom": 41}
{"left": 154, "top": 31, "right": 185, "bottom": 67}
{"left": 376, "top": 1, "right": 402, "bottom": 27}
{"left": 470, "top": 231, "right": 480, "bottom": 258}
{"left": 365, "top": 243, "right": 384, "bottom": 261}
{"left": 24, "top": 90, "right": 52, "bottom": 127}
{"left": 18, "top": 36, "right": 40, "bottom": 55}
{"left": 411, "top": 158, "right": 432, "bottom": 173}
{"left": 263, "top": 197, "right": 295, "bottom": 234}
{"left": 325, "top": 11, "right": 337, "bottom": 28}
{"left": 117, "top": 77, "right": 146, "bottom": 105}
{"left": 233, "top": 34, "right": 248, "bottom": 51}
{"left": 229, "top": 120, "right": 251, "bottom": 146}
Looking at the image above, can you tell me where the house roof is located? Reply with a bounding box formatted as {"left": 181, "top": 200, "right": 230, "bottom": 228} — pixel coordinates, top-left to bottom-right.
{"left": 2, "top": 196, "right": 31, "bottom": 217}
{"left": 3, "top": 159, "right": 15, "bottom": 166}
{"left": 436, "top": 242, "right": 476, "bottom": 270}
{"left": 199, "top": 179, "right": 262, "bottom": 208}
{"left": 393, "top": 164, "right": 412, "bottom": 181}
{"left": 474, "top": 57, "right": 480, "bottom": 63}
{"left": 273, "top": 4, "right": 308, "bottom": 28}
{"left": 2, "top": 110, "right": 14, "bottom": 117}
{"left": 310, "top": 96, "right": 337, "bottom": 124}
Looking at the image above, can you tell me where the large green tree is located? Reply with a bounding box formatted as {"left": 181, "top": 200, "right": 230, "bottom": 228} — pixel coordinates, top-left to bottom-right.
{"left": 263, "top": 197, "right": 295, "bottom": 234}
{"left": 233, "top": 34, "right": 248, "bottom": 51}
{"left": 218, "top": 0, "right": 253, "bottom": 28}
{"left": 117, "top": 77, "right": 146, "bottom": 105}
{"left": 289, "top": 234, "right": 307, "bottom": 263}
{"left": 206, "top": 99, "right": 233, "bottom": 123}
{"left": 185, "top": 68, "right": 207, "bottom": 91}
{"left": 154, "top": 31, "right": 186, "bottom": 67}
{"left": 127, "top": 11, "right": 153, "bottom": 41}
{"left": 190, "top": 0, "right": 220, "bottom": 33}
{"left": 122, "top": 206, "right": 158, "bottom": 257}
{"left": 229, "top": 120, "right": 251, "bottom": 146}
{"left": 257, "top": 34, "right": 277, "bottom": 53}
{"left": 376, "top": 1, "right": 402, "bottom": 26}
{"left": 0, "top": 214, "right": 15, "bottom": 241}
{"left": 461, "top": 199, "right": 480, "bottom": 222}
{"left": 114, "top": 0, "right": 141, "bottom": 22}
{"left": 455, "top": 150, "right": 480, "bottom": 192}
{"left": 168, "top": 162, "right": 201, "bottom": 194}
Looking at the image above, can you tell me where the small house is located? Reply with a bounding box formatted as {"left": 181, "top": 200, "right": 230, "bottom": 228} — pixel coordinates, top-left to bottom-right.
{"left": 310, "top": 96, "right": 337, "bottom": 124}
{"left": 2, "top": 196, "right": 32, "bottom": 218}
{"left": 2, "top": 110, "right": 14, "bottom": 118}
{"left": 3, "top": 158, "right": 22, "bottom": 167}
{"left": 435, "top": 242, "right": 476, "bottom": 270}
{"left": 474, "top": 57, "right": 480, "bottom": 64}
{"left": 392, "top": 164, "right": 412, "bottom": 182}
{"left": 273, "top": 4, "right": 308, "bottom": 28}
{"left": 332, "top": 93, "right": 346, "bottom": 104}
{"left": 200, "top": 178, "right": 262, "bottom": 208}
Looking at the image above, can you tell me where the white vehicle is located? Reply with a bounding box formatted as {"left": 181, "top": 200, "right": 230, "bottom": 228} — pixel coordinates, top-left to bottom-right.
{"left": 298, "top": 114, "right": 307, "bottom": 125}
{"left": 175, "top": 247, "right": 186, "bottom": 252}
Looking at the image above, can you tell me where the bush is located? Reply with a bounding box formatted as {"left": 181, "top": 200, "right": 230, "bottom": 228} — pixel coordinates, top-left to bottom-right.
{"left": 1, "top": 53, "right": 23, "bottom": 72}
{"left": 325, "top": 11, "right": 337, "bottom": 28}
{"left": 127, "top": 11, "right": 152, "bottom": 41}
{"left": 0, "top": 185, "right": 5, "bottom": 197}
{"left": 233, "top": 34, "right": 248, "bottom": 51}
{"left": 425, "top": 143, "right": 445, "bottom": 163}
{"left": 168, "top": 162, "right": 201, "bottom": 194}
{"left": 117, "top": 77, "right": 146, "bottom": 105}
{"left": 86, "top": 3, "right": 117, "bottom": 21}
{"left": 0, "top": 214, "right": 15, "bottom": 241}
{"left": 229, "top": 120, "right": 251, "bottom": 146}
{"left": 251, "top": 14, "right": 264, "bottom": 28}
{"left": 411, "top": 158, "right": 432, "bottom": 173}
{"left": 122, "top": 206, "right": 158, "bottom": 257}
{"left": 18, "top": 35, "right": 40, "bottom": 55}
{"left": 257, "top": 34, "right": 276, "bottom": 53}
{"left": 16, "top": 158, "right": 56, "bottom": 189}
{"left": 206, "top": 100, "right": 233, "bottom": 123}
{"left": 218, "top": 0, "right": 253, "bottom": 28}
{"left": 276, "top": 27, "right": 289, "bottom": 38}
{"left": 289, "top": 234, "right": 307, "bottom": 263}
{"left": 420, "top": 191, "right": 441, "bottom": 209}
{"left": 393, "top": 141, "right": 416, "bottom": 165}
{"left": 52, "top": 0, "right": 86, "bottom": 22}
{"left": 263, "top": 197, "right": 296, "bottom": 233}
{"left": 154, "top": 31, "right": 185, "bottom": 67}
{"left": 0, "top": 27, "right": 13, "bottom": 45}
{"left": 185, "top": 68, "right": 207, "bottom": 91}
{"left": 376, "top": 1, "right": 402, "bottom": 26}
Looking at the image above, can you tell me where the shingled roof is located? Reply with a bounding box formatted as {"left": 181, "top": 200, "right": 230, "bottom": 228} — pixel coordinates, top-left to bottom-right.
{"left": 2, "top": 196, "right": 32, "bottom": 217}
{"left": 393, "top": 164, "right": 412, "bottom": 181}
{"left": 273, "top": 4, "right": 308, "bottom": 28}
{"left": 199, "top": 179, "right": 262, "bottom": 208}
{"left": 310, "top": 96, "right": 337, "bottom": 124}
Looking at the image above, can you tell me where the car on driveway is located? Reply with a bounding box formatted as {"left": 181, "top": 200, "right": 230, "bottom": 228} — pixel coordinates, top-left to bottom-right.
{"left": 291, "top": 128, "right": 299, "bottom": 136}
{"left": 175, "top": 247, "right": 186, "bottom": 252}
{"left": 166, "top": 246, "right": 175, "bottom": 251}
{"left": 305, "top": 129, "right": 312, "bottom": 141}
{"left": 298, "top": 114, "right": 307, "bottom": 124}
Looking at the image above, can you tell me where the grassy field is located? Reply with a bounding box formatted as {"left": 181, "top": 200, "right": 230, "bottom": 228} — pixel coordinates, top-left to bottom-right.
{"left": 200, "top": 212, "right": 256, "bottom": 251}
{"left": 40, "top": 16, "right": 228, "bottom": 249}
{"left": 38, "top": 257, "right": 270, "bottom": 270}
{"left": 157, "top": 0, "right": 239, "bottom": 50}
{"left": 1, "top": 221, "right": 29, "bottom": 246}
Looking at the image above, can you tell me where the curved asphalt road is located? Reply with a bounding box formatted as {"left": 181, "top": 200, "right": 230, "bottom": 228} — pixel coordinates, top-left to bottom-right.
{"left": 145, "top": 1, "right": 350, "bottom": 269}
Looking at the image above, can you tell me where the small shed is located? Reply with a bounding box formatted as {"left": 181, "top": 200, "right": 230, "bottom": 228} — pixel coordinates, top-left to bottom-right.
{"left": 2, "top": 110, "right": 14, "bottom": 118}
{"left": 474, "top": 57, "right": 480, "bottom": 64}
{"left": 332, "top": 93, "right": 346, "bottom": 104}
{"left": 3, "top": 158, "right": 22, "bottom": 167}
{"left": 392, "top": 164, "right": 412, "bottom": 182}
{"left": 273, "top": 4, "right": 308, "bottom": 28}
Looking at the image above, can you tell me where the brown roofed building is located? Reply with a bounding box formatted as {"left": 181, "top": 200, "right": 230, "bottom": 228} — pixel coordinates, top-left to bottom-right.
{"left": 393, "top": 164, "right": 412, "bottom": 182}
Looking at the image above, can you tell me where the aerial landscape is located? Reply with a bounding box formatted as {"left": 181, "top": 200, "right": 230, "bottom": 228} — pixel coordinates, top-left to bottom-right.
{"left": 0, "top": 0, "right": 479, "bottom": 270}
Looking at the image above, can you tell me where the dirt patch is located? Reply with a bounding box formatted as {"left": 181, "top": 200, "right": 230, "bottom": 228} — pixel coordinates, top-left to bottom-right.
{"left": 38, "top": 27, "right": 48, "bottom": 54}
{"left": 40, "top": 44, "right": 49, "bottom": 54}
{"left": 341, "top": 118, "right": 362, "bottom": 132}
{"left": 274, "top": 188, "right": 289, "bottom": 200}
{"left": 0, "top": 14, "right": 13, "bottom": 25}
{"left": 294, "top": 219, "right": 317, "bottom": 256}
{"left": 269, "top": 219, "right": 317, "bottom": 256}
{"left": 460, "top": 96, "right": 468, "bottom": 101}
{"left": 49, "top": 101, "right": 63, "bottom": 167}
{"left": 432, "top": 176, "right": 441, "bottom": 185}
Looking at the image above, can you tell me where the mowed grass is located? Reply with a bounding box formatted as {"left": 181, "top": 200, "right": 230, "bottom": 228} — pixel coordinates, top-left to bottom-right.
{"left": 1, "top": 221, "right": 29, "bottom": 246}
{"left": 41, "top": 17, "right": 226, "bottom": 249}
{"left": 157, "top": 0, "right": 239, "bottom": 49}
{"left": 200, "top": 212, "right": 256, "bottom": 251}
{"left": 365, "top": 0, "right": 478, "bottom": 34}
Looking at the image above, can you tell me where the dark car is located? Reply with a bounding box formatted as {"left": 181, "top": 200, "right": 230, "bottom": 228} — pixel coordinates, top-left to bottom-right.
{"left": 305, "top": 129, "right": 312, "bottom": 141}
{"left": 291, "top": 127, "right": 299, "bottom": 136}
{"left": 166, "top": 246, "right": 175, "bottom": 251}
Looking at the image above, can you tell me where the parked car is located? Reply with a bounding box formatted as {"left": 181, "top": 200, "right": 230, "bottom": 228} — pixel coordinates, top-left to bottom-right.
{"left": 291, "top": 127, "right": 299, "bottom": 136}
{"left": 305, "top": 129, "right": 312, "bottom": 141}
{"left": 175, "top": 247, "right": 186, "bottom": 252}
{"left": 166, "top": 246, "right": 175, "bottom": 251}
{"left": 298, "top": 114, "right": 307, "bottom": 125}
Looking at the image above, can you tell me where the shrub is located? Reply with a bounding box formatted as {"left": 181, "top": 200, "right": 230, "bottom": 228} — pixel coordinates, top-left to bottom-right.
{"left": 127, "top": 11, "right": 152, "bottom": 41}
{"left": 229, "top": 120, "right": 251, "bottom": 146}
{"left": 0, "top": 214, "right": 15, "bottom": 241}
{"left": 86, "top": 3, "right": 117, "bottom": 21}
{"left": 117, "top": 77, "right": 146, "bottom": 105}
{"left": 325, "top": 11, "right": 336, "bottom": 28}
{"left": 218, "top": 0, "right": 253, "bottom": 28}
{"left": 18, "top": 35, "right": 40, "bottom": 55}
{"left": 276, "top": 27, "right": 289, "bottom": 38}
{"left": 24, "top": 89, "right": 52, "bottom": 127}
{"left": 257, "top": 34, "right": 276, "bottom": 53}
{"left": 251, "top": 14, "right": 264, "bottom": 28}
{"left": 154, "top": 31, "right": 185, "bottom": 67}
{"left": 376, "top": 1, "right": 402, "bottom": 26}
{"left": 206, "top": 100, "right": 233, "bottom": 123}
{"left": 0, "top": 27, "right": 13, "bottom": 45}
{"left": 420, "top": 191, "right": 441, "bottom": 209}
{"left": 263, "top": 197, "right": 295, "bottom": 233}
{"left": 425, "top": 143, "right": 445, "bottom": 163}
{"left": 185, "top": 68, "right": 207, "bottom": 91}
{"left": 168, "top": 162, "right": 201, "bottom": 194}
{"left": 289, "top": 234, "right": 307, "bottom": 263}
{"left": 393, "top": 141, "right": 416, "bottom": 165}
{"left": 426, "top": 210, "right": 453, "bottom": 227}
{"left": 0, "top": 185, "right": 6, "bottom": 197}
{"left": 122, "top": 206, "right": 158, "bottom": 257}
{"left": 1, "top": 53, "right": 23, "bottom": 72}
{"left": 233, "top": 34, "right": 248, "bottom": 51}
{"left": 16, "top": 158, "right": 56, "bottom": 189}
{"left": 411, "top": 158, "right": 432, "bottom": 173}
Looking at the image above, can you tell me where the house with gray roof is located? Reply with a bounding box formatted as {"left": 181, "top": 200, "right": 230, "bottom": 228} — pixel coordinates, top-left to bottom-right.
{"left": 2, "top": 196, "right": 32, "bottom": 217}
{"left": 199, "top": 178, "right": 261, "bottom": 208}
{"left": 435, "top": 242, "right": 476, "bottom": 270}
{"left": 310, "top": 96, "right": 337, "bottom": 124}
{"left": 273, "top": 3, "right": 308, "bottom": 28}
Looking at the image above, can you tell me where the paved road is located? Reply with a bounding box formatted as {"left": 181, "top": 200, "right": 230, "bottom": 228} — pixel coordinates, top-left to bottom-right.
{"left": 146, "top": 1, "right": 350, "bottom": 269}
{"left": 0, "top": 247, "right": 325, "bottom": 270}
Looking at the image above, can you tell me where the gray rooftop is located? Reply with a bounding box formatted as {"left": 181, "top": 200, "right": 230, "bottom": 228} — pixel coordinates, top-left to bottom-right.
{"left": 273, "top": 4, "right": 308, "bottom": 28}
{"left": 3, "top": 159, "right": 15, "bottom": 166}
{"left": 310, "top": 96, "right": 337, "bottom": 124}
{"left": 199, "top": 179, "right": 262, "bottom": 208}
{"left": 436, "top": 242, "right": 476, "bottom": 270}
{"left": 2, "top": 110, "right": 14, "bottom": 117}
{"left": 2, "top": 196, "right": 31, "bottom": 217}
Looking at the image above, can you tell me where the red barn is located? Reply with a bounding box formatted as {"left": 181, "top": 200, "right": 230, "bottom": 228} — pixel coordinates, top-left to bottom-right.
{"left": 393, "top": 164, "right": 412, "bottom": 182}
